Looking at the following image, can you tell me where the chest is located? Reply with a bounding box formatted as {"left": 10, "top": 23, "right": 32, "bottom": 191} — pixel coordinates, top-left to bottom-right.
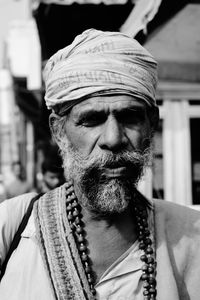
{"left": 86, "top": 231, "right": 136, "bottom": 282}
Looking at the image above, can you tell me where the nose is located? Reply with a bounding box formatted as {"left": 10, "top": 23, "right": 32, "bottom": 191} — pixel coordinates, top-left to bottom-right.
{"left": 98, "top": 115, "right": 127, "bottom": 151}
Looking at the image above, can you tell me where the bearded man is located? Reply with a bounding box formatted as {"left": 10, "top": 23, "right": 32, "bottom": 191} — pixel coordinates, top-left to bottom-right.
{"left": 1, "top": 29, "right": 200, "bottom": 300}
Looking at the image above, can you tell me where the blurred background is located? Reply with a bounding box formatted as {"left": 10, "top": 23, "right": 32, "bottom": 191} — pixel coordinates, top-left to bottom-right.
{"left": 0, "top": 0, "right": 199, "bottom": 207}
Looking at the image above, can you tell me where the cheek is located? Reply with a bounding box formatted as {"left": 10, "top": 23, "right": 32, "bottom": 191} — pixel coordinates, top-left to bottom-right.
{"left": 127, "top": 132, "right": 142, "bottom": 149}
{"left": 66, "top": 126, "right": 99, "bottom": 156}
{"left": 139, "top": 127, "right": 152, "bottom": 150}
{"left": 126, "top": 126, "right": 151, "bottom": 150}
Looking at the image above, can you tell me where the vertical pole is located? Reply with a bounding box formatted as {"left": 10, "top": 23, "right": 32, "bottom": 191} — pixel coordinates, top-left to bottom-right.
{"left": 163, "top": 99, "right": 192, "bottom": 205}
{"left": 26, "top": 121, "right": 34, "bottom": 188}
{"left": 0, "top": 69, "right": 15, "bottom": 178}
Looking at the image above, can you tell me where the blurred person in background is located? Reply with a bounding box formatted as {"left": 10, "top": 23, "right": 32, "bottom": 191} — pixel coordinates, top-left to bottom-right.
{"left": 4, "top": 161, "right": 31, "bottom": 199}
{"left": 38, "top": 154, "right": 65, "bottom": 193}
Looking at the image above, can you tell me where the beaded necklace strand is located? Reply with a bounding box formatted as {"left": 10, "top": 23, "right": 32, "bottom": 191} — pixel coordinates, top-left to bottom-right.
{"left": 65, "top": 181, "right": 157, "bottom": 300}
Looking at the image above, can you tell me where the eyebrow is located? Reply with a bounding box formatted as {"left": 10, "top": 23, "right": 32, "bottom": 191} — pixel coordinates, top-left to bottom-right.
{"left": 76, "top": 110, "right": 100, "bottom": 119}
{"left": 76, "top": 105, "right": 146, "bottom": 117}
{"left": 120, "top": 106, "right": 146, "bottom": 113}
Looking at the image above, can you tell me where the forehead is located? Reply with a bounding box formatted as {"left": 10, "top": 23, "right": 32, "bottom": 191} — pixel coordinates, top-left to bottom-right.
{"left": 70, "top": 95, "right": 147, "bottom": 116}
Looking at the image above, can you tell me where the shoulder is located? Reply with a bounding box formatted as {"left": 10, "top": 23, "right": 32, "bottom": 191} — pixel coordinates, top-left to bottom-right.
{"left": 153, "top": 198, "right": 200, "bottom": 221}
{"left": 153, "top": 199, "right": 200, "bottom": 239}
{"left": 0, "top": 192, "right": 37, "bottom": 264}
{"left": 0, "top": 192, "right": 37, "bottom": 222}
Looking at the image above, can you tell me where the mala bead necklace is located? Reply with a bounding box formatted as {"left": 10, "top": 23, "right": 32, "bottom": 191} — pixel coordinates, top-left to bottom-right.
{"left": 65, "top": 181, "right": 157, "bottom": 300}
{"left": 65, "top": 181, "right": 96, "bottom": 297}
{"left": 133, "top": 202, "right": 157, "bottom": 300}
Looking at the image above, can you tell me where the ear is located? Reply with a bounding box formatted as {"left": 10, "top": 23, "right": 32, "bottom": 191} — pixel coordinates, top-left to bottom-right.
{"left": 49, "top": 113, "right": 59, "bottom": 135}
{"left": 149, "top": 106, "right": 159, "bottom": 131}
{"left": 49, "top": 113, "right": 65, "bottom": 147}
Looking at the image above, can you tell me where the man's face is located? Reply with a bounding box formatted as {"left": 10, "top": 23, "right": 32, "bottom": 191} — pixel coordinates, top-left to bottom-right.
{"left": 60, "top": 95, "right": 153, "bottom": 215}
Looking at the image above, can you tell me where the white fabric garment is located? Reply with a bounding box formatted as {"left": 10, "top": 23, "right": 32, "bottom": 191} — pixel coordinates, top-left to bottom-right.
{"left": 96, "top": 241, "right": 143, "bottom": 299}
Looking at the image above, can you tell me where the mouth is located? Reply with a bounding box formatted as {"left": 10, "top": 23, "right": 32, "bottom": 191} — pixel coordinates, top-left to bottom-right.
{"left": 102, "top": 166, "right": 132, "bottom": 179}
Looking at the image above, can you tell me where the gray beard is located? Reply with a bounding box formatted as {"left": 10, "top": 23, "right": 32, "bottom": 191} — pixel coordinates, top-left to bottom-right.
{"left": 60, "top": 139, "right": 152, "bottom": 216}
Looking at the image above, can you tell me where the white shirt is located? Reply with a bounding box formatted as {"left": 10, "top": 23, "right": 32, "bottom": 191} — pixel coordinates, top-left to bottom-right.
{"left": 96, "top": 241, "right": 143, "bottom": 300}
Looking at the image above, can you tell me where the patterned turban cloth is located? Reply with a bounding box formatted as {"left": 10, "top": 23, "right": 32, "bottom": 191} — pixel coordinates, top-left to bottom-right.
{"left": 44, "top": 29, "right": 158, "bottom": 115}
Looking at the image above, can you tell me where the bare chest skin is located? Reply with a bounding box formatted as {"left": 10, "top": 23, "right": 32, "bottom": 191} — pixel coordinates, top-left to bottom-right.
{"left": 82, "top": 208, "right": 138, "bottom": 282}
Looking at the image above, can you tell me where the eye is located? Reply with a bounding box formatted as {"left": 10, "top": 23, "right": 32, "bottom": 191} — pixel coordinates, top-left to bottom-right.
{"left": 117, "top": 109, "right": 145, "bottom": 126}
{"left": 77, "top": 112, "right": 106, "bottom": 127}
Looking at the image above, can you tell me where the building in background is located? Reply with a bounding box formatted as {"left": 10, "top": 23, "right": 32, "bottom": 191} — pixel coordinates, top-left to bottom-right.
{"left": 145, "top": 3, "right": 200, "bottom": 207}
{"left": 0, "top": 0, "right": 41, "bottom": 194}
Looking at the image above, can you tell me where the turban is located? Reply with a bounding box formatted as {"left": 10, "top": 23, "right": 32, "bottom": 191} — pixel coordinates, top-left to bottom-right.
{"left": 44, "top": 29, "right": 158, "bottom": 115}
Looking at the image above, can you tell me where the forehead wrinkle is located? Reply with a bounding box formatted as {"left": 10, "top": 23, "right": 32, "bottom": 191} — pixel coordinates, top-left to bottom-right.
{"left": 71, "top": 95, "right": 146, "bottom": 119}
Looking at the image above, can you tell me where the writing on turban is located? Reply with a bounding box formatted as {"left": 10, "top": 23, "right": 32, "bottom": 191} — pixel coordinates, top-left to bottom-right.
{"left": 44, "top": 29, "right": 158, "bottom": 115}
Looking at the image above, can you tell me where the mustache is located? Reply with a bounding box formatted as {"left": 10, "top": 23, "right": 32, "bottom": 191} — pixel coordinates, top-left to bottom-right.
{"left": 70, "top": 147, "right": 151, "bottom": 170}
{"left": 61, "top": 136, "right": 153, "bottom": 185}
{"left": 79, "top": 148, "right": 152, "bottom": 183}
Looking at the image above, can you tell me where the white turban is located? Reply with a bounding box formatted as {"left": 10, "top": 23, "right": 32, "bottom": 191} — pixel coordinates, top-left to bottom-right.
{"left": 44, "top": 28, "right": 158, "bottom": 115}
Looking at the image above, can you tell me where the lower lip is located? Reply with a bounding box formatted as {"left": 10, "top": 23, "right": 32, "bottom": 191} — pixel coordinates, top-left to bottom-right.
{"left": 103, "top": 167, "right": 129, "bottom": 178}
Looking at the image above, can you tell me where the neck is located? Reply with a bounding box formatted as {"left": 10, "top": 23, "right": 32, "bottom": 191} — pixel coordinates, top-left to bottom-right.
{"left": 84, "top": 205, "right": 138, "bottom": 253}
{"left": 83, "top": 203, "right": 137, "bottom": 232}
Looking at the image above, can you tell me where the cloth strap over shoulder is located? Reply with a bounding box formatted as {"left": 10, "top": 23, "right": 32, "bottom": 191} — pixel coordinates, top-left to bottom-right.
{"left": 0, "top": 193, "right": 42, "bottom": 281}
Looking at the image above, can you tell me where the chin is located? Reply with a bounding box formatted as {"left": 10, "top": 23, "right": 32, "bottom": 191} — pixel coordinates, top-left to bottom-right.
{"left": 81, "top": 178, "right": 134, "bottom": 216}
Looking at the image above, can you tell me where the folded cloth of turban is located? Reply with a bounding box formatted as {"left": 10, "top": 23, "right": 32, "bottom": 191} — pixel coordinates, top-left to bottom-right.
{"left": 44, "top": 28, "right": 158, "bottom": 115}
